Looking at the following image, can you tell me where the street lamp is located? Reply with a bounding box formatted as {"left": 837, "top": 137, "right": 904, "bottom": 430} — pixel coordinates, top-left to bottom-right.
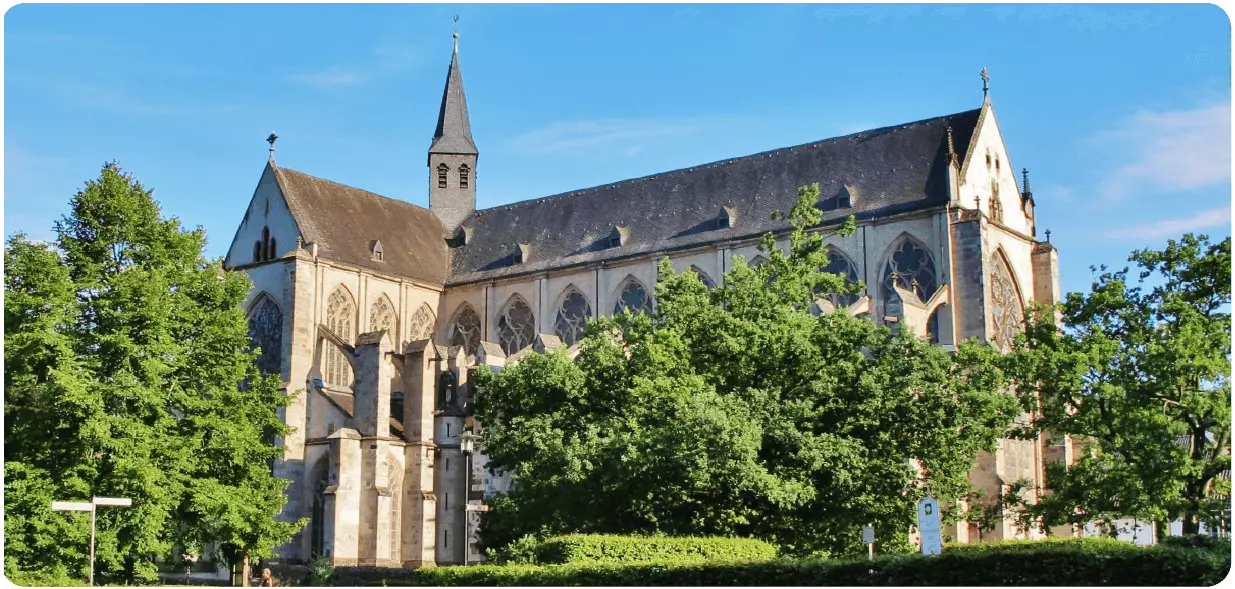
{"left": 459, "top": 430, "right": 478, "bottom": 566}
{"left": 51, "top": 496, "right": 133, "bottom": 585}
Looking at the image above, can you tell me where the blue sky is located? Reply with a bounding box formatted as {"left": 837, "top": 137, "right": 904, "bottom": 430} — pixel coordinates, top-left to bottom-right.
{"left": 5, "top": 3, "right": 1230, "bottom": 296}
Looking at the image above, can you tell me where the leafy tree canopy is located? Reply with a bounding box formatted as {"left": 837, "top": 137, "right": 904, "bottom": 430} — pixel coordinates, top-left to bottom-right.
{"left": 4, "top": 163, "right": 303, "bottom": 582}
{"left": 1003, "top": 233, "right": 1231, "bottom": 536}
{"left": 473, "top": 184, "right": 1019, "bottom": 556}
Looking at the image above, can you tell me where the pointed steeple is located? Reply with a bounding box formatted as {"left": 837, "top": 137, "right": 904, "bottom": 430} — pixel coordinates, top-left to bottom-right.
{"left": 429, "top": 32, "right": 477, "bottom": 157}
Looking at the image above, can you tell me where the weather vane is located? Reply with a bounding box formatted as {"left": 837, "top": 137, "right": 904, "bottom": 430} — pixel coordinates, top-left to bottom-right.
{"left": 267, "top": 132, "right": 278, "bottom": 158}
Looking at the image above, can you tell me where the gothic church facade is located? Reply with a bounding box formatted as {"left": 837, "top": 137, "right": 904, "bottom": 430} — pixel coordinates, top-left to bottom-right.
{"left": 223, "top": 38, "right": 1068, "bottom": 567}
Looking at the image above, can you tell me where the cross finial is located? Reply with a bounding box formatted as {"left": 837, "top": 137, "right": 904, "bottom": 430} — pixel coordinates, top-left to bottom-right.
{"left": 980, "top": 67, "right": 990, "bottom": 101}
{"left": 266, "top": 132, "right": 278, "bottom": 159}
{"left": 453, "top": 15, "right": 460, "bottom": 52}
{"left": 1045, "top": 229, "right": 1051, "bottom": 243}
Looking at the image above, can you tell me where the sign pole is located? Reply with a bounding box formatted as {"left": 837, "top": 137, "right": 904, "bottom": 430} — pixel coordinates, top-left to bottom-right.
{"left": 862, "top": 524, "right": 875, "bottom": 561}
{"left": 89, "top": 505, "right": 96, "bottom": 586}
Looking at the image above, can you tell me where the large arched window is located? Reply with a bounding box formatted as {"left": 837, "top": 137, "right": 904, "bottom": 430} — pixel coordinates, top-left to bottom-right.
{"left": 554, "top": 288, "right": 592, "bottom": 346}
{"left": 689, "top": 266, "right": 717, "bottom": 289}
{"left": 448, "top": 305, "right": 482, "bottom": 356}
{"left": 497, "top": 296, "right": 536, "bottom": 355}
{"left": 820, "top": 248, "right": 861, "bottom": 308}
{"left": 881, "top": 238, "right": 938, "bottom": 303}
{"left": 990, "top": 252, "right": 1024, "bottom": 352}
{"left": 247, "top": 294, "right": 283, "bottom": 376}
{"left": 370, "top": 295, "right": 397, "bottom": 341}
{"left": 613, "top": 277, "right": 652, "bottom": 315}
{"left": 325, "top": 287, "right": 356, "bottom": 388}
{"left": 408, "top": 304, "right": 436, "bottom": 341}
{"left": 386, "top": 456, "right": 402, "bottom": 562}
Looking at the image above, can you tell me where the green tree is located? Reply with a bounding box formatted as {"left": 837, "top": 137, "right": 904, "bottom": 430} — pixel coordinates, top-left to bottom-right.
{"left": 473, "top": 184, "right": 1019, "bottom": 556}
{"left": 4, "top": 163, "right": 303, "bottom": 583}
{"left": 1003, "top": 234, "right": 1231, "bottom": 536}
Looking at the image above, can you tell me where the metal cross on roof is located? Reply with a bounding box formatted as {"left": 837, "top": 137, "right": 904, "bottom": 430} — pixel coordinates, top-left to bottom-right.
{"left": 980, "top": 67, "right": 990, "bottom": 99}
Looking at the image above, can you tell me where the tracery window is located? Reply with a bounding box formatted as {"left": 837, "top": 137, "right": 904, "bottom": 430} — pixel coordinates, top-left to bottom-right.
{"left": 370, "top": 296, "right": 397, "bottom": 340}
{"left": 881, "top": 239, "right": 938, "bottom": 303}
{"left": 554, "top": 288, "right": 591, "bottom": 346}
{"left": 459, "top": 165, "right": 470, "bottom": 189}
{"left": 689, "top": 266, "right": 717, "bottom": 289}
{"left": 990, "top": 254, "right": 1024, "bottom": 352}
{"left": 437, "top": 163, "right": 449, "bottom": 189}
{"left": 408, "top": 304, "right": 435, "bottom": 341}
{"left": 448, "top": 305, "right": 482, "bottom": 356}
{"left": 820, "top": 249, "right": 860, "bottom": 308}
{"left": 613, "top": 278, "right": 652, "bottom": 315}
{"left": 497, "top": 297, "right": 536, "bottom": 356}
{"left": 247, "top": 295, "right": 283, "bottom": 375}
{"left": 325, "top": 287, "right": 355, "bottom": 388}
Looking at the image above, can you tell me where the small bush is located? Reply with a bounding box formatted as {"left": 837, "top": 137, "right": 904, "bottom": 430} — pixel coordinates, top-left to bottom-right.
{"left": 1161, "top": 534, "right": 1230, "bottom": 552}
{"left": 487, "top": 534, "right": 540, "bottom": 565}
{"left": 308, "top": 556, "right": 335, "bottom": 586}
{"left": 532, "top": 534, "right": 778, "bottom": 564}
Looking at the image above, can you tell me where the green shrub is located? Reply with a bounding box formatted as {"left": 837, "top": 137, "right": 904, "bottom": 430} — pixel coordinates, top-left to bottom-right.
{"left": 308, "top": 556, "right": 335, "bottom": 586}
{"left": 487, "top": 534, "right": 540, "bottom": 565}
{"left": 333, "top": 540, "right": 1231, "bottom": 586}
{"left": 532, "top": 534, "right": 778, "bottom": 564}
{"left": 1161, "top": 534, "right": 1231, "bottom": 552}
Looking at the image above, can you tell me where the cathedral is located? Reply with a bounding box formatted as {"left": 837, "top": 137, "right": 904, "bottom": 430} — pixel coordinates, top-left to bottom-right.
{"left": 223, "top": 35, "right": 1071, "bottom": 567}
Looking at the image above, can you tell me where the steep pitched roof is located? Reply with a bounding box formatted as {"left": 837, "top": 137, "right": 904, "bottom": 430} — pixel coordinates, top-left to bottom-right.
{"left": 273, "top": 165, "right": 449, "bottom": 284}
{"left": 428, "top": 40, "right": 477, "bottom": 157}
{"left": 447, "top": 108, "right": 981, "bottom": 284}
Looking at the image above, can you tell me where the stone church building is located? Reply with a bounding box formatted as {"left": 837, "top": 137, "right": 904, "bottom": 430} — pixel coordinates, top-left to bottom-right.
{"left": 223, "top": 37, "right": 1069, "bottom": 567}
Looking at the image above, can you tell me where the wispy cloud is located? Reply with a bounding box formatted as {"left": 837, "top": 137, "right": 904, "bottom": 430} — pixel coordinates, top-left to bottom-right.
{"left": 1094, "top": 103, "right": 1231, "bottom": 201}
{"left": 286, "top": 41, "right": 424, "bottom": 90}
{"left": 987, "top": 5, "right": 1164, "bottom": 31}
{"left": 508, "top": 119, "right": 699, "bottom": 157}
{"left": 814, "top": 5, "right": 922, "bottom": 23}
{"left": 1102, "top": 207, "right": 1231, "bottom": 240}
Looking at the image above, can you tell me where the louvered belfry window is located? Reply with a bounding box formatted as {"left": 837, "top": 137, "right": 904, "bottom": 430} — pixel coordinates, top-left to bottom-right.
{"left": 438, "top": 163, "right": 449, "bottom": 188}
{"left": 459, "top": 164, "right": 470, "bottom": 189}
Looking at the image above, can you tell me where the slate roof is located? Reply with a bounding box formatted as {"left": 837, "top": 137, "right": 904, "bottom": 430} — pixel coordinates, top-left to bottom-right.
{"left": 446, "top": 108, "right": 981, "bottom": 284}
{"left": 428, "top": 44, "right": 477, "bottom": 157}
{"left": 272, "top": 164, "right": 449, "bottom": 285}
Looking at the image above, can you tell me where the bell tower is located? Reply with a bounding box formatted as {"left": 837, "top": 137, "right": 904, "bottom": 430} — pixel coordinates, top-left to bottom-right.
{"left": 428, "top": 32, "right": 478, "bottom": 234}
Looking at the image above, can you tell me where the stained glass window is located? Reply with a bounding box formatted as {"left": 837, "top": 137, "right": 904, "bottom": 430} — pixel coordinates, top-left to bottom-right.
{"left": 613, "top": 278, "right": 652, "bottom": 315}
{"left": 820, "top": 249, "right": 860, "bottom": 308}
{"left": 408, "top": 304, "right": 435, "bottom": 341}
{"left": 881, "top": 239, "right": 938, "bottom": 302}
{"left": 448, "top": 305, "right": 481, "bottom": 356}
{"left": 497, "top": 297, "right": 536, "bottom": 355}
{"left": 689, "top": 266, "right": 716, "bottom": 289}
{"left": 990, "top": 255, "right": 1023, "bottom": 352}
{"left": 370, "top": 296, "right": 397, "bottom": 341}
{"left": 325, "top": 288, "right": 355, "bottom": 388}
{"left": 554, "top": 289, "right": 591, "bottom": 346}
{"left": 248, "top": 295, "right": 283, "bottom": 375}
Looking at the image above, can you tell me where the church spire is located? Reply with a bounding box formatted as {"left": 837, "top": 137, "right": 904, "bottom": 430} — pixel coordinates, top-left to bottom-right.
{"left": 429, "top": 29, "right": 477, "bottom": 158}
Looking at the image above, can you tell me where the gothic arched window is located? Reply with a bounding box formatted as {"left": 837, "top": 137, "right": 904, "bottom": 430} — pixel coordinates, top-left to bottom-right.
{"left": 437, "top": 163, "right": 449, "bottom": 189}
{"left": 820, "top": 248, "right": 860, "bottom": 308}
{"left": 448, "top": 305, "right": 482, "bottom": 356}
{"left": 554, "top": 288, "right": 591, "bottom": 346}
{"left": 459, "top": 164, "right": 470, "bottom": 190}
{"left": 497, "top": 297, "right": 536, "bottom": 356}
{"left": 268, "top": 237, "right": 277, "bottom": 260}
{"left": 990, "top": 253, "right": 1024, "bottom": 352}
{"left": 881, "top": 238, "right": 938, "bottom": 303}
{"left": 325, "top": 287, "right": 356, "bottom": 388}
{"left": 689, "top": 266, "right": 717, "bottom": 289}
{"left": 749, "top": 255, "right": 768, "bottom": 267}
{"left": 248, "top": 295, "right": 283, "bottom": 375}
{"left": 370, "top": 295, "right": 397, "bottom": 341}
{"left": 614, "top": 278, "right": 652, "bottom": 315}
{"left": 253, "top": 241, "right": 263, "bottom": 263}
{"left": 408, "top": 304, "right": 436, "bottom": 341}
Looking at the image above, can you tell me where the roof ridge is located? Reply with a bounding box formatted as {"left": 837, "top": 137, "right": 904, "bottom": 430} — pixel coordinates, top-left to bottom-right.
{"left": 473, "top": 108, "right": 981, "bottom": 216}
{"left": 278, "top": 166, "right": 431, "bottom": 213}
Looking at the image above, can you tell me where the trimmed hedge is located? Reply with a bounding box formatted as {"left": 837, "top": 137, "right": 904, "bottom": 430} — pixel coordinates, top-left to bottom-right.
{"left": 334, "top": 538, "right": 1231, "bottom": 586}
{"left": 532, "top": 534, "right": 778, "bottom": 565}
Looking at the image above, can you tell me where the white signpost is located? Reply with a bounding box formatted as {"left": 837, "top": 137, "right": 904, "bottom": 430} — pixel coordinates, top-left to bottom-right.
{"left": 917, "top": 496, "right": 942, "bottom": 556}
{"left": 51, "top": 496, "right": 133, "bottom": 585}
{"left": 862, "top": 524, "right": 875, "bottom": 560}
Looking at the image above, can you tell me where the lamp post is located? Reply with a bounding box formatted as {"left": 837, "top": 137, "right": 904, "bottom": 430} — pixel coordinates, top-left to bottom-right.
{"left": 51, "top": 496, "right": 132, "bottom": 585}
{"left": 459, "top": 430, "right": 478, "bottom": 566}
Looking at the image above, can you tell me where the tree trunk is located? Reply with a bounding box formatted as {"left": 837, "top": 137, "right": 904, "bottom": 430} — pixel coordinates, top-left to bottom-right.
{"left": 1181, "top": 512, "right": 1199, "bottom": 535}
{"left": 1154, "top": 520, "right": 1167, "bottom": 543}
{"left": 241, "top": 553, "right": 251, "bottom": 587}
